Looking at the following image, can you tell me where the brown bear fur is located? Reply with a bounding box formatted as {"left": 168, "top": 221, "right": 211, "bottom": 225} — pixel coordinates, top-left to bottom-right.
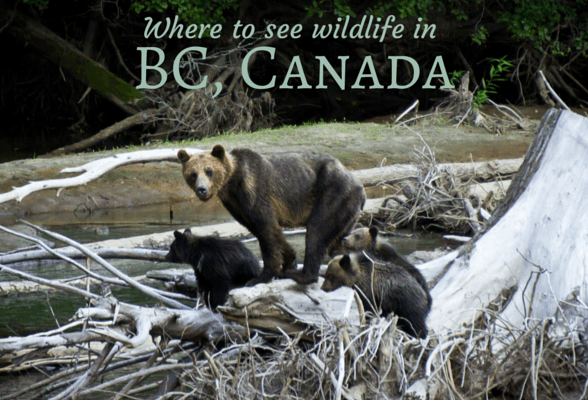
{"left": 342, "top": 226, "right": 432, "bottom": 308}
{"left": 322, "top": 252, "right": 430, "bottom": 338}
{"left": 178, "top": 145, "right": 366, "bottom": 286}
{"left": 165, "top": 229, "right": 261, "bottom": 310}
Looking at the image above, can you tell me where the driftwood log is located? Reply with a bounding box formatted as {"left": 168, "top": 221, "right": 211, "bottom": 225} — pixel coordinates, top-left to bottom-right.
{"left": 430, "top": 109, "right": 588, "bottom": 334}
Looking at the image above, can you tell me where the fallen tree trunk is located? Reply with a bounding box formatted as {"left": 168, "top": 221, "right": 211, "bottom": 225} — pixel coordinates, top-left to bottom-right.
{"left": 0, "top": 246, "right": 167, "bottom": 265}
{"left": 428, "top": 109, "right": 588, "bottom": 335}
{"left": 354, "top": 158, "right": 522, "bottom": 187}
{"left": 45, "top": 108, "right": 163, "bottom": 157}
{"left": 0, "top": 2, "right": 142, "bottom": 112}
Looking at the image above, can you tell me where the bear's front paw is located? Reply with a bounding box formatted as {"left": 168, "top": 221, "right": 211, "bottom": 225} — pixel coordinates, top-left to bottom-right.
{"left": 282, "top": 270, "right": 319, "bottom": 285}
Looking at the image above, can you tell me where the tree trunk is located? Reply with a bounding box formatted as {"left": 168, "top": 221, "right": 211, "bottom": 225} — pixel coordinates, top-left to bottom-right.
{"left": 428, "top": 109, "right": 588, "bottom": 335}
{"left": 0, "top": 2, "right": 142, "bottom": 112}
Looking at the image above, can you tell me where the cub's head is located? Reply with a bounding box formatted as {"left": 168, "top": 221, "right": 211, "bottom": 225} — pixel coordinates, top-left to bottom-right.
{"left": 178, "top": 144, "right": 233, "bottom": 202}
{"left": 342, "top": 226, "right": 379, "bottom": 251}
{"left": 165, "top": 229, "right": 197, "bottom": 263}
{"left": 321, "top": 254, "right": 359, "bottom": 292}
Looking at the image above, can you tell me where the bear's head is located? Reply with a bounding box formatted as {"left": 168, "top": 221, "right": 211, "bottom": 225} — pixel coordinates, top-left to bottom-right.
{"left": 342, "top": 226, "right": 378, "bottom": 251}
{"left": 321, "top": 254, "right": 360, "bottom": 292}
{"left": 165, "top": 229, "right": 197, "bottom": 263}
{"left": 178, "top": 145, "right": 234, "bottom": 202}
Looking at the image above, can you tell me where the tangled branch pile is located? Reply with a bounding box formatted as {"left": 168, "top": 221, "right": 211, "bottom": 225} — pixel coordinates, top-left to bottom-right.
{"left": 149, "top": 87, "right": 274, "bottom": 141}
{"left": 434, "top": 71, "right": 532, "bottom": 135}
{"left": 180, "top": 308, "right": 588, "bottom": 400}
{"left": 363, "top": 137, "right": 508, "bottom": 236}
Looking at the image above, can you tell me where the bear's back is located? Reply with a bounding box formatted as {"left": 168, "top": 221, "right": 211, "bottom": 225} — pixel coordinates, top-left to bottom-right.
{"left": 355, "top": 257, "right": 430, "bottom": 338}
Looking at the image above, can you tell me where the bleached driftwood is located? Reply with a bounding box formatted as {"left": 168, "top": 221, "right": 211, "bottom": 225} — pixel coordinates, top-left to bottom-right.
{"left": 429, "top": 109, "right": 588, "bottom": 336}
{"left": 0, "top": 246, "right": 167, "bottom": 265}
{"left": 354, "top": 158, "right": 521, "bottom": 187}
{"left": 0, "top": 148, "right": 204, "bottom": 204}
{"left": 1, "top": 223, "right": 194, "bottom": 308}
{"left": 220, "top": 278, "right": 362, "bottom": 335}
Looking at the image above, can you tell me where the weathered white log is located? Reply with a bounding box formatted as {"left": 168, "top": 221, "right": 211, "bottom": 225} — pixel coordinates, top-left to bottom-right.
{"left": 0, "top": 148, "right": 204, "bottom": 204}
{"left": 443, "top": 235, "right": 471, "bottom": 244}
{"left": 0, "top": 297, "right": 245, "bottom": 355}
{"left": 466, "top": 180, "right": 511, "bottom": 201}
{"left": 18, "top": 222, "right": 194, "bottom": 309}
{"left": 0, "top": 247, "right": 167, "bottom": 265}
{"left": 416, "top": 250, "right": 459, "bottom": 285}
{"left": 354, "top": 158, "right": 522, "bottom": 187}
{"left": 428, "top": 109, "right": 588, "bottom": 335}
{"left": 220, "top": 278, "right": 362, "bottom": 335}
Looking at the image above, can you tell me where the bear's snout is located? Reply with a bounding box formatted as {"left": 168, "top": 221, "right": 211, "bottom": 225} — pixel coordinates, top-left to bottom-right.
{"left": 321, "top": 281, "right": 334, "bottom": 292}
{"left": 196, "top": 186, "right": 208, "bottom": 198}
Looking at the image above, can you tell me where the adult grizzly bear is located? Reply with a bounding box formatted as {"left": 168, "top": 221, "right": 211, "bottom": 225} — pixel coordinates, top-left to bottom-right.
{"left": 322, "top": 252, "right": 430, "bottom": 338}
{"left": 165, "top": 229, "right": 261, "bottom": 310}
{"left": 178, "top": 145, "right": 366, "bottom": 286}
{"left": 342, "top": 226, "right": 432, "bottom": 307}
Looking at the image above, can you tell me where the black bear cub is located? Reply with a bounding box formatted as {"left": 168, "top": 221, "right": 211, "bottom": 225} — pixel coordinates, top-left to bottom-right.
{"left": 343, "top": 226, "right": 432, "bottom": 308}
{"left": 322, "top": 252, "right": 430, "bottom": 339}
{"left": 165, "top": 229, "right": 261, "bottom": 310}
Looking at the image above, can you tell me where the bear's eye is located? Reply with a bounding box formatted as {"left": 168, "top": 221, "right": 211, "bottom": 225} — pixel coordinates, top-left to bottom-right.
{"left": 190, "top": 171, "right": 198, "bottom": 181}
{"left": 205, "top": 168, "right": 213, "bottom": 178}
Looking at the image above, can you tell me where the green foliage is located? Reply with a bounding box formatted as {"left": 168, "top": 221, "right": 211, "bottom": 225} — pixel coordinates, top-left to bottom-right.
{"left": 23, "top": 0, "right": 49, "bottom": 10}
{"left": 484, "top": 0, "right": 588, "bottom": 56}
{"left": 450, "top": 70, "right": 465, "bottom": 87}
{"left": 305, "top": 0, "right": 356, "bottom": 18}
{"left": 473, "top": 56, "right": 513, "bottom": 107}
{"left": 333, "top": 0, "right": 356, "bottom": 18}
{"left": 497, "top": 0, "right": 586, "bottom": 54}
{"left": 131, "top": 0, "right": 238, "bottom": 25}
{"left": 472, "top": 25, "right": 488, "bottom": 45}
{"left": 305, "top": 1, "right": 324, "bottom": 18}
{"left": 366, "top": 2, "right": 394, "bottom": 18}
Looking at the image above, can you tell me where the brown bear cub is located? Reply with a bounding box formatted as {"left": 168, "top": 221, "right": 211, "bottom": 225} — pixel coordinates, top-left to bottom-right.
{"left": 165, "top": 229, "right": 261, "bottom": 310}
{"left": 177, "top": 145, "right": 366, "bottom": 286}
{"left": 343, "top": 226, "right": 432, "bottom": 308}
{"left": 322, "top": 253, "right": 430, "bottom": 338}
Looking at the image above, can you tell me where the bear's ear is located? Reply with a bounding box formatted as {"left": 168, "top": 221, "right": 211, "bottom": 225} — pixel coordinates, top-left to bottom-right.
{"left": 183, "top": 228, "right": 192, "bottom": 234}
{"left": 211, "top": 144, "right": 226, "bottom": 160}
{"left": 178, "top": 150, "right": 191, "bottom": 164}
{"left": 369, "top": 226, "right": 379, "bottom": 240}
{"left": 173, "top": 230, "right": 184, "bottom": 241}
{"left": 340, "top": 255, "right": 352, "bottom": 272}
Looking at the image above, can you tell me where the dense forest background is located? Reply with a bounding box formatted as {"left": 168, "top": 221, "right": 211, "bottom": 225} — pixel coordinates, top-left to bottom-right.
{"left": 0, "top": 0, "right": 586, "bottom": 161}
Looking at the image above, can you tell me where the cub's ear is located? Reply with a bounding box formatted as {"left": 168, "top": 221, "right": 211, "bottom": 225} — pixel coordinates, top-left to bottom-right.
{"left": 177, "top": 150, "right": 191, "bottom": 164}
{"left": 183, "top": 228, "right": 192, "bottom": 234}
{"left": 211, "top": 144, "right": 226, "bottom": 160}
{"left": 173, "top": 230, "right": 183, "bottom": 240}
{"left": 340, "top": 255, "right": 352, "bottom": 272}
{"left": 369, "top": 226, "right": 379, "bottom": 240}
